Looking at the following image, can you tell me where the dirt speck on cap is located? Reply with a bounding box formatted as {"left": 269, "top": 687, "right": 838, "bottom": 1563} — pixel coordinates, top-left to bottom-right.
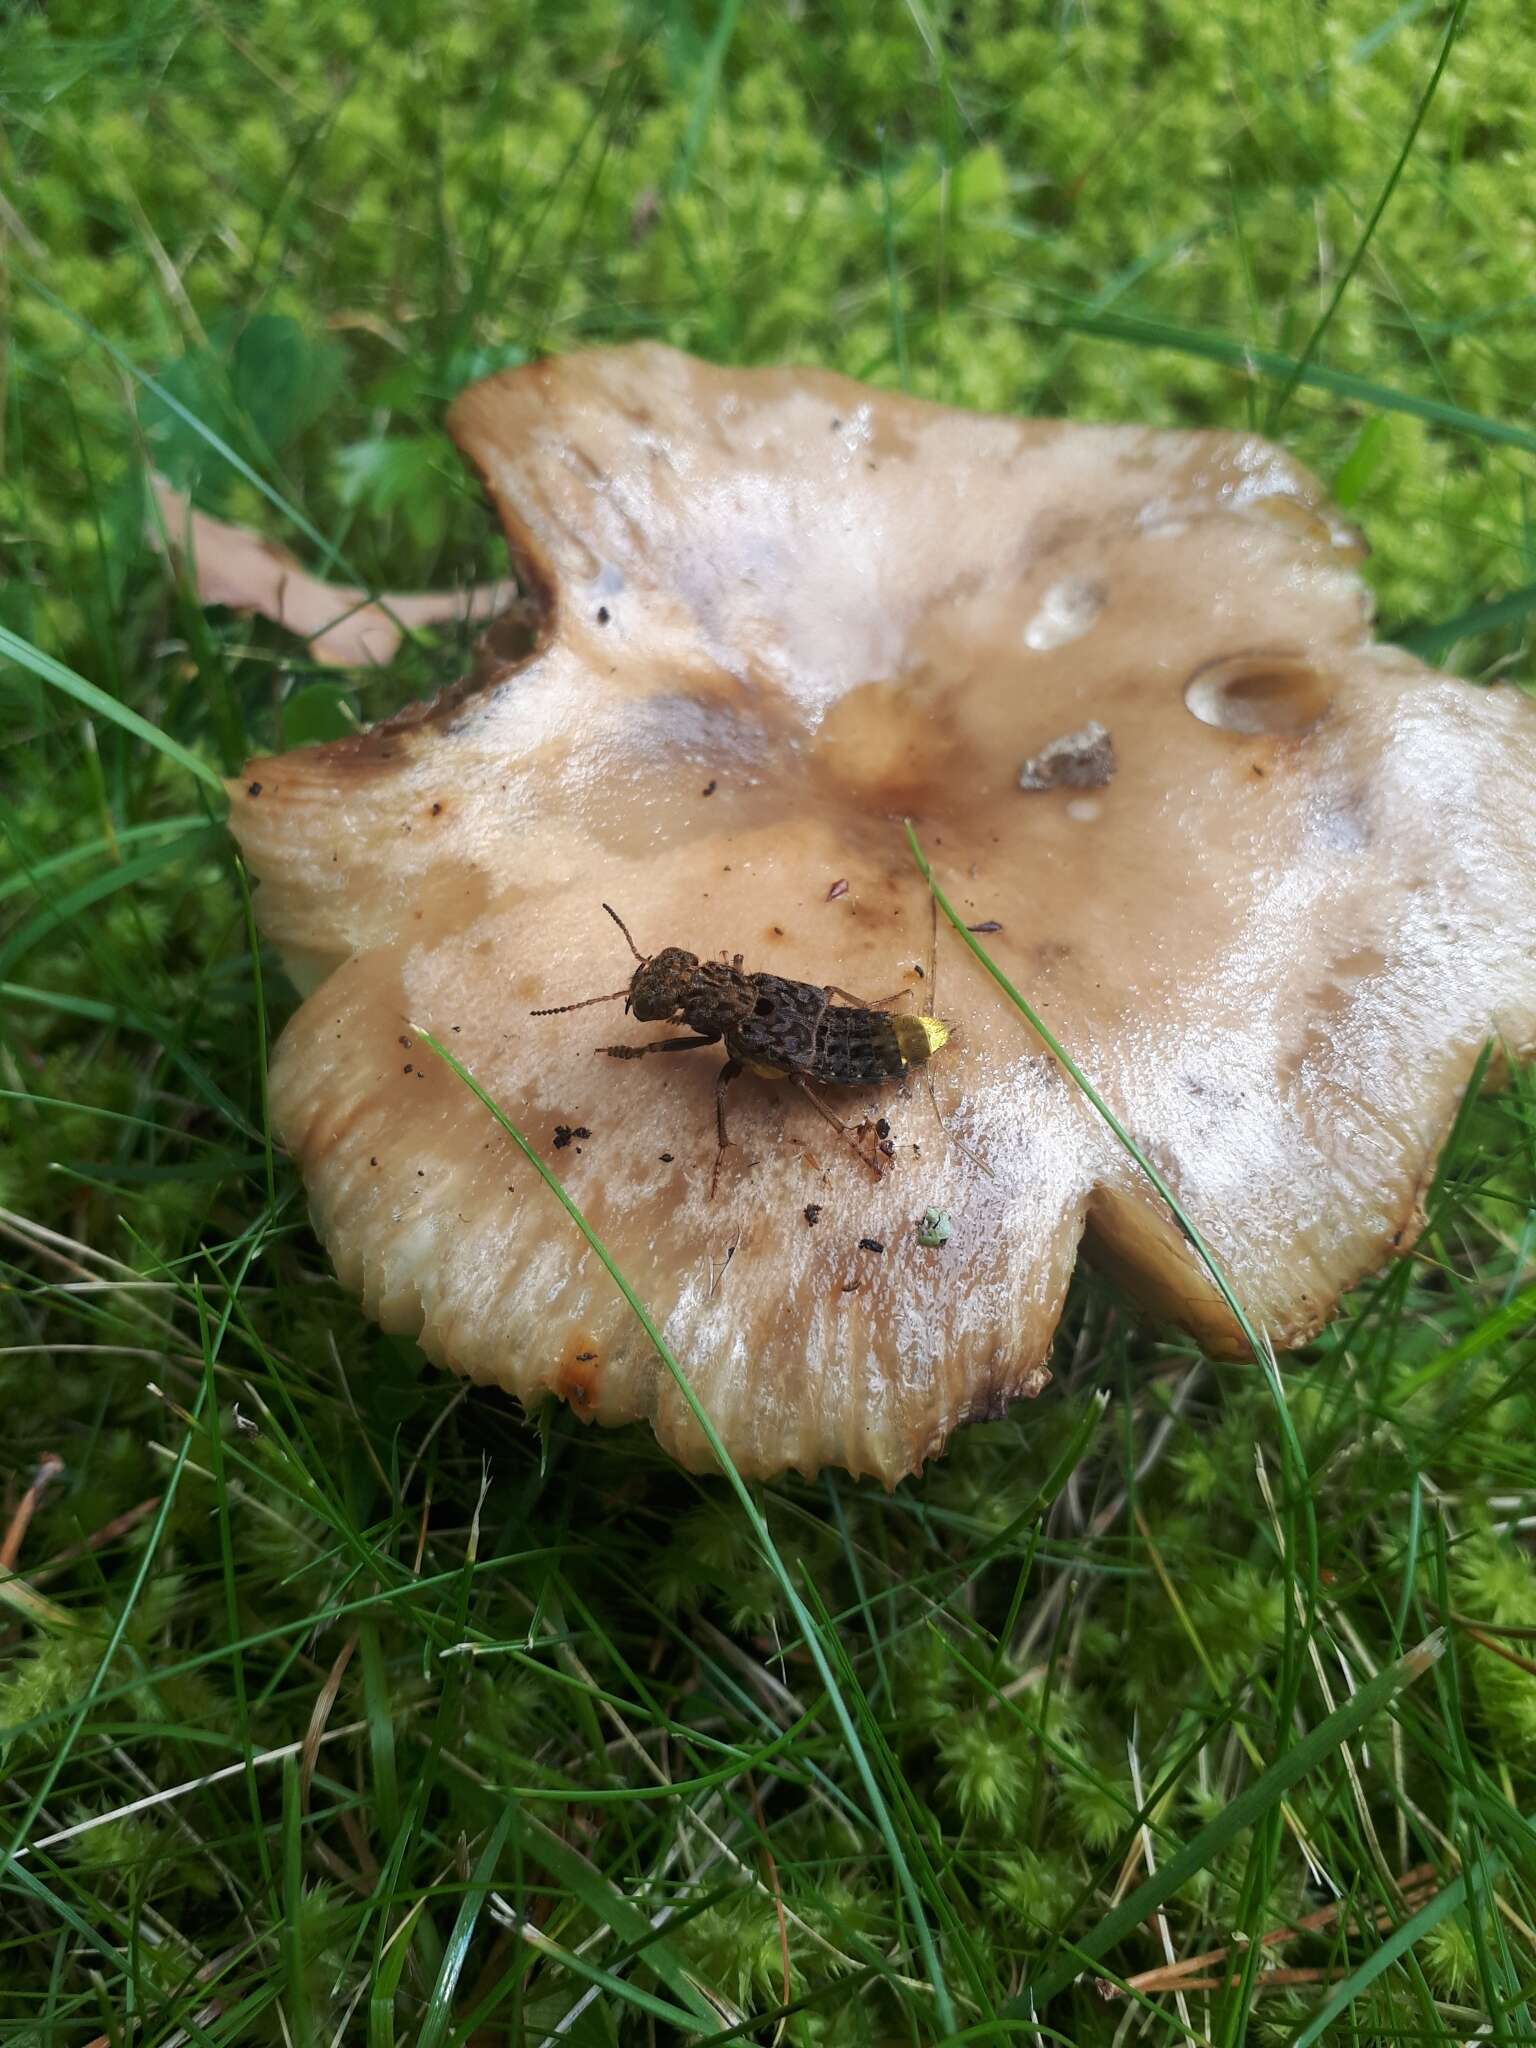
{"left": 1018, "top": 719, "right": 1116, "bottom": 792}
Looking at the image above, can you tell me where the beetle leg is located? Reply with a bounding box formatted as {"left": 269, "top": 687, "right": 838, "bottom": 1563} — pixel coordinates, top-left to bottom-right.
{"left": 791, "top": 1075, "right": 883, "bottom": 1181}
{"left": 710, "top": 1057, "right": 744, "bottom": 1199}
{"left": 823, "top": 984, "right": 915, "bottom": 1012}
{"left": 600, "top": 1033, "right": 721, "bottom": 1059}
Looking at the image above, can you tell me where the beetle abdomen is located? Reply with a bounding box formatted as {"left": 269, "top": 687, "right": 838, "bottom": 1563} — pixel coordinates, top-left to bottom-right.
{"left": 725, "top": 972, "right": 951, "bottom": 1085}
{"left": 813, "top": 1007, "right": 949, "bottom": 1085}
{"left": 726, "top": 974, "right": 827, "bottom": 1074}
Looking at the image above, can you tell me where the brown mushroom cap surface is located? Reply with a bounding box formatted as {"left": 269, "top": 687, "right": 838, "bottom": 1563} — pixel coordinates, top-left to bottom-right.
{"left": 230, "top": 343, "right": 1536, "bottom": 1484}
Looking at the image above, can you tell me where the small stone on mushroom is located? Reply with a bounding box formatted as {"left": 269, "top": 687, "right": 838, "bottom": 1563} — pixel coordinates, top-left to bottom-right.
{"left": 1018, "top": 719, "right": 1117, "bottom": 793}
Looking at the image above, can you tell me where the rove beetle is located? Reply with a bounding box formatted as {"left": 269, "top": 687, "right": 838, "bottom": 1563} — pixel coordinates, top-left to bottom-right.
{"left": 531, "top": 904, "right": 950, "bottom": 1184}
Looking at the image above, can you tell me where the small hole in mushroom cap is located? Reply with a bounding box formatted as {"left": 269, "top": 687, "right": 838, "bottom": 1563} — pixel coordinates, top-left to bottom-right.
{"left": 1183, "top": 651, "right": 1332, "bottom": 737}
{"left": 1246, "top": 491, "right": 1369, "bottom": 564}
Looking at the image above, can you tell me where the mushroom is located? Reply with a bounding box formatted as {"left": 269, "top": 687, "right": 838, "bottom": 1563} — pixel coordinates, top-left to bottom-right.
{"left": 228, "top": 343, "right": 1536, "bottom": 1485}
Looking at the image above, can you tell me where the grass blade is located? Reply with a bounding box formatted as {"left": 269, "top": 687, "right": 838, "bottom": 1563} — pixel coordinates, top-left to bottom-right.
{"left": 1266, "top": 0, "right": 1467, "bottom": 428}
{"left": 904, "top": 821, "right": 1319, "bottom": 1594}
{"left": 0, "top": 822, "right": 225, "bottom": 979}
{"left": 414, "top": 1025, "right": 958, "bottom": 2034}
{"left": 1395, "top": 580, "right": 1536, "bottom": 661}
{"left": 1021, "top": 307, "right": 1536, "bottom": 458}
{"left": 1018, "top": 1633, "right": 1444, "bottom": 2009}
{"left": 415, "top": 1808, "right": 514, "bottom": 2048}
{"left": 0, "top": 623, "right": 225, "bottom": 796}
{"left": 1291, "top": 1850, "right": 1493, "bottom": 2048}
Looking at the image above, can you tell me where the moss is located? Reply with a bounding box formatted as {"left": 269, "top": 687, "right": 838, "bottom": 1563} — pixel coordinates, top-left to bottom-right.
{"left": 5, "top": 0, "right": 1533, "bottom": 685}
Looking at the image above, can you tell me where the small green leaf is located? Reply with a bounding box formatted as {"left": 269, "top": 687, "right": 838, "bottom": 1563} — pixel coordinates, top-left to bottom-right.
{"left": 1333, "top": 415, "right": 1391, "bottom": 509}
{"left": 442, "top": 341, "right": 528, "bottom": 389}
{"left": 334, "top": 434, "right": 457, "bottom": 550}
{"left": 280, "top": 682, "right": 356, "bottom": 749}
{"left": 140, "top": 315, "right": 344, "bottom": 491}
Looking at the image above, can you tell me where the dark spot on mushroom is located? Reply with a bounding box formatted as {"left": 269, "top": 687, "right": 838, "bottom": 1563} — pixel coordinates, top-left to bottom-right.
{"left": 859, "top": 1237, "right": 885, "bottom": 1254}
{"left": 431, "top": 801, "right": 443, "bottom": 816}
{"left": 554, "top": 1336, "right": 601, "bottom": 1418}
{"left": 403, "top": 1063, "right": 413, "bottom": 1074}
{"left": 827, "top": 878, "right": 849, "bottom": 901}
{"left": 399, "top": 1036, "right": 411, "bottom": 1047}
{"left": 660, "top": 1152, "right": 674, "bottom": 1162}
{"left": 553, "top": 1125, "right": 574, "bottom": 1148}
{"left": 596, "top": 605, "right": 610, "bottom": 624}
{"left": 875, "top": 1118, "right": 891, "bottom": 1139}
{"left": 701, "top": 779, "right": 717, "bottom": 797}
{"left": 913, "top": 962, "right": 925, "bottom": 977}
{"left": 370, "top": 1156, "right": 378, "bottom": 1167}
{"left": 968, "top": 920, "right": 1003, "bottom": 934}
{"left": 246, "top": 781, "right": 263, "bottom": 797}
{"left": 804, "top": 1203, "right": 821, "bottom": 1225}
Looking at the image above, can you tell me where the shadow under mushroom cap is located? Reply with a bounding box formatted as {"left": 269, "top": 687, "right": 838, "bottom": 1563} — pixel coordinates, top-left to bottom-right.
{"left": 229, "top": 342, "right": 1536, "bottom": 1485}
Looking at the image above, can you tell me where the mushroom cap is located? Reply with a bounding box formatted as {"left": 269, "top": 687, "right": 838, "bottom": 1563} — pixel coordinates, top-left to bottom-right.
{"left": 229, "top": 343, "right": 1536, "bottom": 1484}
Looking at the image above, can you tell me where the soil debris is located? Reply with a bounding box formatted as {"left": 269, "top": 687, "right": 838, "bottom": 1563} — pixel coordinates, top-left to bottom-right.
{"left": 1017, "top": 719, "right": 1116, "bottom": 793}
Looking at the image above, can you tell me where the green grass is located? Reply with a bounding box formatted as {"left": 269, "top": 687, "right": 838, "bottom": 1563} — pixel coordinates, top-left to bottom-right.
{"left": 4, "top": 0, "right": 1536, "bottom": 2042}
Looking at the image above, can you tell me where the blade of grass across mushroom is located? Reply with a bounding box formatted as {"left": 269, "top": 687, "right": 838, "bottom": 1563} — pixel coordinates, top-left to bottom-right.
{"left": 412, "top": 1025, "right": 960, "bottom": 2035}
{"left": 903, "top": 821, "right": 1320, "bottom": 1607}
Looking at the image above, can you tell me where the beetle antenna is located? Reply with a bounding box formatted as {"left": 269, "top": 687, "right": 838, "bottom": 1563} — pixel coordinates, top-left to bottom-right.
{"left": 530, "top": 986, "right": 632, "bottom": 1017}
{"left": 602, "top": 902, "right": 646, "bottom": 963}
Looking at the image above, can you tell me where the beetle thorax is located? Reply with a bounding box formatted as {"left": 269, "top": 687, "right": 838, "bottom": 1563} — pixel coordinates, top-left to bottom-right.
{"left": 679, "top": 960, "right": 756, "bottom": 1036}
{"left": 627, "top": 949, "right": 754, "bottom": 1033}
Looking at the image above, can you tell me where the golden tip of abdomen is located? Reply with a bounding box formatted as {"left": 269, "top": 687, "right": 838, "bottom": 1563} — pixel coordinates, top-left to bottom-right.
{"left": 894, "top": 1014, "right": 951, "bottom": 1063}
